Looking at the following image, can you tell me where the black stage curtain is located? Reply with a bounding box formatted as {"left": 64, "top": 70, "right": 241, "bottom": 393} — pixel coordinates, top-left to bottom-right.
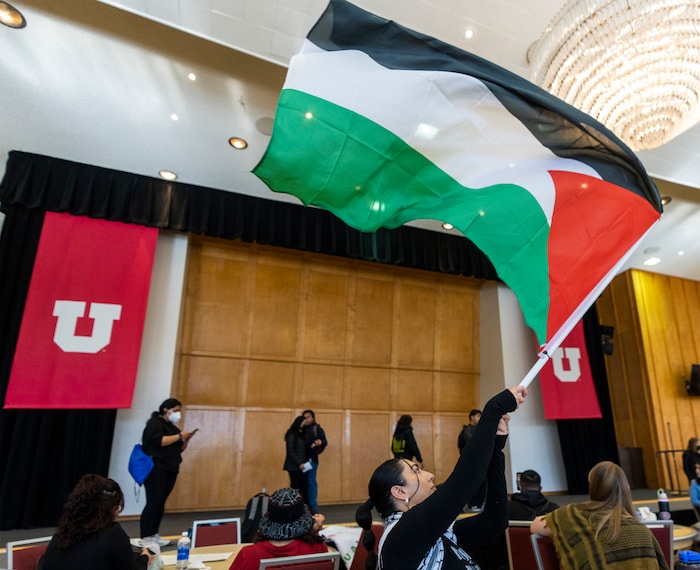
{"left": 0, "top": 204, "right": 117, "bottom": 530}
{"left": 0, "top": 151, "right": 498, "bottom": 280}
{"left": 0, "top": 151, "right": 498, "bottom": 529}
{"left": 556, "top": 304, "right": 620, "bottom": 494}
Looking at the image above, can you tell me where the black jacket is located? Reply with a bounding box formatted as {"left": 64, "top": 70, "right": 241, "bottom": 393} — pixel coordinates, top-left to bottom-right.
{"left": 508, "top": 490, "right": 559, "bottom": 520}
{"left": 391, "top": 426, "right": 422, "bottom": 463}
{"left": 284, "top": 432, "right": 309, "bottom": 472}
{"left": 304, "top": 422, "right": 327, "bottom": 463}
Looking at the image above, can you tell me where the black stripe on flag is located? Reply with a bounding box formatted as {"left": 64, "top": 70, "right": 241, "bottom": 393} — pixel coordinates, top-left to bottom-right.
{"left": 308, "top": 0, "right": 661, "bottom": 212}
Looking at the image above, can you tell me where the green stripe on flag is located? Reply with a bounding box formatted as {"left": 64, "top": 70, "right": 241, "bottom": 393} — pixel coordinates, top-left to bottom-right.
{"left": 254, "top": 89, "right": 551, "bottom": 341}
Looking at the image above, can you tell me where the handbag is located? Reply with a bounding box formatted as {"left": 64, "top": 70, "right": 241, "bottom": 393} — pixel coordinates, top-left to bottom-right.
{"left": 128, "top": 443, "right": 154, "bottom": 501}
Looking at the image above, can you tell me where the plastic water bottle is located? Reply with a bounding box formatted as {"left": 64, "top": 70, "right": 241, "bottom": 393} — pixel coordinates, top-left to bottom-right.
{"left": 677, "top": 550, "right": 700, "bottom": 569}
{"left": 657, "top": 488, "right": 671, "bottom": 520}
{"left": 176, "top": 531, "right": 191, "bottom": 569}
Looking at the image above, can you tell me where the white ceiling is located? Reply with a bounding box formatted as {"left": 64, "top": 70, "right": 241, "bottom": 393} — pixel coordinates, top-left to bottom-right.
{"left": 1, "top": 0, "right": 698, "bottom": 281}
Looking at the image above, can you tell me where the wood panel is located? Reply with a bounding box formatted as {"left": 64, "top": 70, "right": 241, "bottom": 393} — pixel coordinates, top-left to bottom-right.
{"left": 246, "top": 360, "right": 297, "bottom": 407}
{"left": 249, "top": 254, "right": 302, "bottom": 358}
{"left": 395, "top": 281, "right": 436, "bottom": 369}
{"left": 299, "top": 364, "right": 344, "bottom": 410}
{"left": 189, "top": 243, "right": 251, "bottom": 355}
{"left": 303, "top": 266, "right": 350, "bottom": 362}
{"left": 311, "top": 411, "right": 343, "bottom": 503}
{"left": 598, "top": 270, "right": 700, "bottom": 489}
{"left": 407, "top": 413, "right": 435, "bottom": 470}
{"left": 170, "top": 236, "right": 483, "bottom": 511}
{"left": 436, "top": 285, "right": 479, "bottom": 371}
{"left": 168, "top": 407, "right": 240, "bottom": 509}
{"left": 350, "top": 273, "right": 394, "bottom": 365}
{"left": 435, "top": 414, "right": 468, "bottom": 482}
{"left": 347, "top": 412, "right": 392, "bottom": 501}
{"left": 177, "top": 355, "right": 243, "bottom": 406}
{"left": 239, "top": 410, "right": 293, "bottom": 501}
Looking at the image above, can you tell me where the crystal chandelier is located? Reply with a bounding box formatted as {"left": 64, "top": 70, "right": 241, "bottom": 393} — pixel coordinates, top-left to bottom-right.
{"left": 527, "top": 0, "right": 700, "bottom": 151}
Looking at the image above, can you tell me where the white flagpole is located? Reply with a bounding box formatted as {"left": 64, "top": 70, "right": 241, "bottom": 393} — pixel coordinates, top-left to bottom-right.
{"left": 518, "top": 220, "right": 660, "bottom": 389}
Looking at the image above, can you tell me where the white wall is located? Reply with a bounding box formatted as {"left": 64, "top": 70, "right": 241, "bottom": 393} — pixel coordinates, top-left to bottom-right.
{"left": 108, "top": 231, "right": 188, "bottom": 516}
{"left": 480, "top": 282, "right": 567, "bottom": 494}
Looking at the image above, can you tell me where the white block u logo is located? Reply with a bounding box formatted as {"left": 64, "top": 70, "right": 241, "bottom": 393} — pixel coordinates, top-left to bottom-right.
{"left": 551, "top": 347, "right": 582, "bottom": 382}
{"left": 53, "top": 300, "right": 122, "bottom": 353}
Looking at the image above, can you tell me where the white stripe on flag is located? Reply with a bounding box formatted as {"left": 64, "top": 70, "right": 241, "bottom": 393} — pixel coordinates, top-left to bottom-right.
{"left": 286, "top": 40, "right": 602, "bottom": 223}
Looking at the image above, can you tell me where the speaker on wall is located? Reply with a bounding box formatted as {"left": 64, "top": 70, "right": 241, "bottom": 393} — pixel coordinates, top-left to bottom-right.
{"left": 686, "top": 364, "right": 700, "bottom": 396}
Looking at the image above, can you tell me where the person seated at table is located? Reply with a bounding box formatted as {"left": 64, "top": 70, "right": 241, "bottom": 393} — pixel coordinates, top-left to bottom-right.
{"left": 230, "top": 488, "right": 327, "bottom": 570}
{"left": 509, "top": 469, "right": 559, "bottom": 520}
{"left": 39, "top": 474, "right": 153, "bottom": 569}
{"left": 531, "top": 461, "right": 668, "bottom": 570}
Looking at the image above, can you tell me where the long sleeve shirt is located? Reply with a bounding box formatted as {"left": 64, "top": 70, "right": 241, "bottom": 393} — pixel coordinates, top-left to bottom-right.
{"left": 378, "top": 389, "right": 516, "bottom": 570}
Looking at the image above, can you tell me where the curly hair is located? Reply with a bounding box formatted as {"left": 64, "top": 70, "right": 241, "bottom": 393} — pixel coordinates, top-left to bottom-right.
{"left": 55, "top": 474, "right": 124, "bottom": 549}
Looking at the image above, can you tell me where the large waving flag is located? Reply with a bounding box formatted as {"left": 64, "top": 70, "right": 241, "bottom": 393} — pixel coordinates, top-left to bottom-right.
{"left": 254, "top": 0, "right": 662, "bottom": 381}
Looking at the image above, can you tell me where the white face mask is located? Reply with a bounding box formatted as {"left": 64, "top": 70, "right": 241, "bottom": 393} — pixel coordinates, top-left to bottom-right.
{"left": 168, "top": 411, "right": 181, "bottom": 424}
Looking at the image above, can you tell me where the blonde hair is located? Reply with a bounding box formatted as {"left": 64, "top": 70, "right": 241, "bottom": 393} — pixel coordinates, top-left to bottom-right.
{"left": 578, "top": 461, "right": 635, "bottom": 541}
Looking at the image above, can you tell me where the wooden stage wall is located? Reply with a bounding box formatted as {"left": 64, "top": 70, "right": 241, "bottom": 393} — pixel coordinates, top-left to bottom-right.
{"left": 598, "top": 270, "right": 700, "bottom": 490}
{"left": 167, "top": 236, "right": 483, "bottom": 511}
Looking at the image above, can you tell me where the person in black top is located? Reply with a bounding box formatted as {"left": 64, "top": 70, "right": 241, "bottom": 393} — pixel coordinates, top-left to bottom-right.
{"left": 284, "top": 415, "right": 311, "bottom": 507}
{"left": 508, "top": 469, "right": 559, "bottom": 520}
{"left": 140, "top": 397, "right": 197, "bottom": 544}
{"left": 39, "top": 474, "right": 153, "bottom": 570}
{"left": 392, "top": 415, "right": 423, "bottom": 465}
{"left": 457, "top": 409, "right": 482, "bottom": 452}
{"left": 356, "top": 386, "right": 527, "bottom": 570}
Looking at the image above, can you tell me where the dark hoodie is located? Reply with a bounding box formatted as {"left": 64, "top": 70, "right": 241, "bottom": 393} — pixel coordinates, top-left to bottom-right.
{"left": 391, "top": 426, "right": 423, "bottom": 463}
{"left": 508, "top": 490, "right": 559, "bottom": 520}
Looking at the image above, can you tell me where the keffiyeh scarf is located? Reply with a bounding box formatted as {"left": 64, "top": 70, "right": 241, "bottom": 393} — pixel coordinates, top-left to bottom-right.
{"left": 378, "top": 512, "right": 480, "bottom": 570}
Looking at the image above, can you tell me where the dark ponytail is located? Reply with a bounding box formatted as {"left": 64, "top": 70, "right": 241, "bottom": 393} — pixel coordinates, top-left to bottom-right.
{"left": 354, "top": 459, "right": 407, "bottom": 569}
{"left": 355, "top": 499, "right": 378, "bottom": 570}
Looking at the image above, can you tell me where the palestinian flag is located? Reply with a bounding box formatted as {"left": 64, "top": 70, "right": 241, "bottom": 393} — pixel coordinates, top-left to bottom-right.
{"left": 253, "top": 0, "right": 662, "bottom": 351}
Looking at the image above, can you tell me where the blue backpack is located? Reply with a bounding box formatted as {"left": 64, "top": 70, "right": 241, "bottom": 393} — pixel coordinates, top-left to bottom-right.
{"left": 128, "top": 444, "right": 154, "bottom": 500}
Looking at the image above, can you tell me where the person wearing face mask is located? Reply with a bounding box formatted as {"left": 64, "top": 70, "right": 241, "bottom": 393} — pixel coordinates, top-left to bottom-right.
{"left": 140, "top": 398, "right": 197, "bottom": 545}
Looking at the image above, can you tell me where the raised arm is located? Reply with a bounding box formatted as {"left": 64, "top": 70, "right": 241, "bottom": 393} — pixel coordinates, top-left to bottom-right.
{"left": 383, "top": 388, "right": 524, "bottom": 563}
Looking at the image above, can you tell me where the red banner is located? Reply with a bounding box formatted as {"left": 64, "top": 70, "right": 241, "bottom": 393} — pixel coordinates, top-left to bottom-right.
{"left": 4, "top": 213, "right": 158, "bottom": 409}
{"left": 539, "top": 320, "right": 602, "bottom": 420}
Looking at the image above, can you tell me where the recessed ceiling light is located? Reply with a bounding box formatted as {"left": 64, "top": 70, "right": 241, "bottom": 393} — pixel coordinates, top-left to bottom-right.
{"left": 0, "top": 1, "right": 25, "bottom": 28}
{"left": 643, "top": 256, "right": 661, "bottom": 267}
{"left": 188, "top": 72, "right": 196, "bottom": 81}
{"left": 442, "top": 222, "right": 454, "bottom": 230}
{"left": 678, "top": 251, "right": 684, "bottom": 256}
{"left": 228, "top": 137, "right": 248, "bottom": 150}
{"left": 661, "top": 196, "right": 672, "bottom": 206}
{"left": 464, "top": 27, "right": 475, "bottom": 40}
{"left": 170, "top": 113, "right": 179, "bottom": 121}
{"left": 159, "top": 170, "right": 177, "bottom": 181}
